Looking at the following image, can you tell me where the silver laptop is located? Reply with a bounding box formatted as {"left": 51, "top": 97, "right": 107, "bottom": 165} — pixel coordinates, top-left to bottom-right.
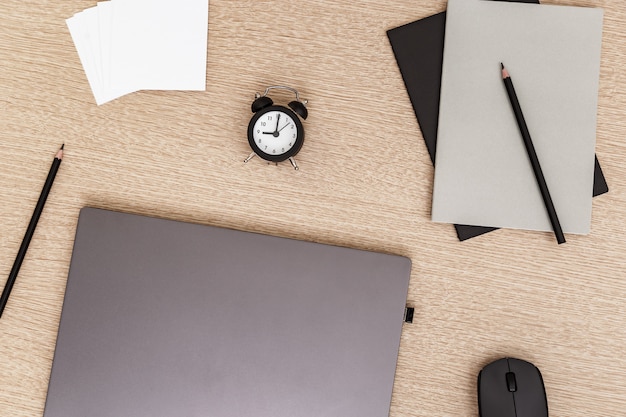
{"left": 44, "top": 208, "right": 412, "bottom": 417}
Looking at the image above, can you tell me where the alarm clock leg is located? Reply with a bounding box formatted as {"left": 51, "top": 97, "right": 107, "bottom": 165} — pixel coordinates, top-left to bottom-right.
{"left": 244, "top": 152, "right": 257, "bottom": 163}
{"left": 288, "top": 157, "right": 299, "bottom": 171}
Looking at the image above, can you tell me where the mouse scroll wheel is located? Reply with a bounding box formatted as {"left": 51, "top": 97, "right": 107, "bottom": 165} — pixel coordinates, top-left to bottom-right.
{"left": 505, "top": 372, "right": 517, "bottom": 392}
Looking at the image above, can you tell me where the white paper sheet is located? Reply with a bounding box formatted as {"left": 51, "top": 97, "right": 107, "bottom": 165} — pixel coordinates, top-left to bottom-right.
{"left": 66, "top": 0, "right": 209, "bottom": 105}
{"left": 91, "top": 1, "right": 128, "bottom": 102}
{"left": 109, "top": 0, "right": 208, "bottom": 91}
{"left": 67, "top": 10, "right": 108, "bottom": 105}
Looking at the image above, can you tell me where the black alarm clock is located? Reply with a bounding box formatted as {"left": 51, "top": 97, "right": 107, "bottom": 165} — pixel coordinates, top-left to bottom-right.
{"left": 244, "top": 86, "right": 308, "bottom": 170}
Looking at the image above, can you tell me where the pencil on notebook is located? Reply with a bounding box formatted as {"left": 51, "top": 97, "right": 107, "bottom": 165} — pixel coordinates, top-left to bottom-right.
{"left": 501, "top": 63, "right": 565, "bottom": 244}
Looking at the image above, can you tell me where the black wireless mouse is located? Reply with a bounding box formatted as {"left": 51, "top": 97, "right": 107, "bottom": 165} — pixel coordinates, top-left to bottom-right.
{"left": 478, "top": 357, "right": 549, "bottom": 417}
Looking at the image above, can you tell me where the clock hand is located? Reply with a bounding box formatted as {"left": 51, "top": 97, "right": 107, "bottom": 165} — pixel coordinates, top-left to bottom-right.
{"left": 278, "top": 122, "right": 290, "bottom": 132}
{"left": 273, "top": 114, "right": 281, "bottom": 134}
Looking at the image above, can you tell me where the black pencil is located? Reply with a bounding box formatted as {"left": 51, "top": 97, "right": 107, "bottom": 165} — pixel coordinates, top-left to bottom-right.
{"left": 0, "top": 144, "right": 64, "bottom": 318}
{"left": 501, "top": 63, "right": 565, "bottom": 244}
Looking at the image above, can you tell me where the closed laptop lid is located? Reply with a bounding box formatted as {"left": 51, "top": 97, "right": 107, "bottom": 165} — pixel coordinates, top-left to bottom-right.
{"left": 44, "top": 207, "right": 412, "bottom": 417}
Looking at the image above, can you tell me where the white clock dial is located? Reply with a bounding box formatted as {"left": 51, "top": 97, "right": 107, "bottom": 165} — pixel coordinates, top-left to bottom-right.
{"left": 251, "top": 110, "right": 298, "bottom": 155}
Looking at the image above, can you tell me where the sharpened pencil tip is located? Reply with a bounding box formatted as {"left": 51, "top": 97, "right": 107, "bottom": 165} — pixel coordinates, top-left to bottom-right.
{"left": 61, "top": 144, "right": 65, "bottom": 150}
{"left": 501, "top": 63, "right": 510, "bottom": 79}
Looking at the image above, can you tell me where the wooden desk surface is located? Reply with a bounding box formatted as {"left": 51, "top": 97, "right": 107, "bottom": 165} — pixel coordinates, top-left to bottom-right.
{"left": 1, "top": 0, "right": 625, "bottom": 415}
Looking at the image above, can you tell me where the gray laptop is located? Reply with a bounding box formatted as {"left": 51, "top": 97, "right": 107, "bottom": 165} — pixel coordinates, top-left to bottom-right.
{"left": 44, "top": 208, "right": 412, "bottom": 417}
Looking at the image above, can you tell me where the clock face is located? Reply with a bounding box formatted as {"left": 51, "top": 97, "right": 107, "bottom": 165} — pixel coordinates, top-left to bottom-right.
{"left": 247, "top": 106, "right": 304, "bottom": 162}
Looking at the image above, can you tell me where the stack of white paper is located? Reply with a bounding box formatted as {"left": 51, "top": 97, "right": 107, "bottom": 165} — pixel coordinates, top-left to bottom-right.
{"left": 67, "top": 0, "right": 209, "bottom": 105}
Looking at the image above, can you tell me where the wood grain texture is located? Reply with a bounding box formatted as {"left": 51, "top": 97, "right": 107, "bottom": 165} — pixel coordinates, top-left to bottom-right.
{"left": 1, "top": 0, "right": 625, "bottom": 416}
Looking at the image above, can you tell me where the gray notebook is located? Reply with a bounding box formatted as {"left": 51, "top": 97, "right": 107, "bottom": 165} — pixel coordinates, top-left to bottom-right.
{"left": 44, "top": 208, "right": 412, "bottom": 417}
{"left": 432, "top": 0, "right": 603, "bottom": 233}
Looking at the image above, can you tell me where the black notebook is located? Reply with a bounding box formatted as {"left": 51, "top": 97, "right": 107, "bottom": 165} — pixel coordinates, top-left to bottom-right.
{"left": 387, "top": 0, "right": 609, "bottom": 241}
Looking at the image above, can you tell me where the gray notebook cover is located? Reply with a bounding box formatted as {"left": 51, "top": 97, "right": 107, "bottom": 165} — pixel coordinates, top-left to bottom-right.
{"left": 44, "top": 208, "right": 412, "bottom": 417}
{"left": 432, "top": 0, "right": 603, "bottom": 234}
